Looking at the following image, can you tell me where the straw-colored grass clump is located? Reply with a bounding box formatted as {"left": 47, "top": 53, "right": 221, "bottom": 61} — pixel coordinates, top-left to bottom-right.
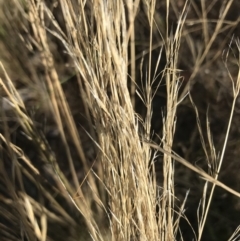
{"left": 1, "top": 0, "right": 240, "bottom": 241}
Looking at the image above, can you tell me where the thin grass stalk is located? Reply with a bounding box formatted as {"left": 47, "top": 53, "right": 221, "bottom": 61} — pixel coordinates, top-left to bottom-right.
{"left": 197, "top": 39, "right": 240, "bottom": 241}
{"left": 180, "top": 0, "right": 235, "bottom": 100}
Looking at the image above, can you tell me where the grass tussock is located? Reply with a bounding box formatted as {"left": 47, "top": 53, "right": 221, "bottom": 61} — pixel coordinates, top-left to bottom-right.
{"left": 1, "top": 0, "right": 240, "bottom": 241}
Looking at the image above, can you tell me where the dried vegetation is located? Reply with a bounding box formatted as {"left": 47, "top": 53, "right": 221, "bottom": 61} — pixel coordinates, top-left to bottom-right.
{"left": 0, "top": 0, "right": 240, "bottom": 241}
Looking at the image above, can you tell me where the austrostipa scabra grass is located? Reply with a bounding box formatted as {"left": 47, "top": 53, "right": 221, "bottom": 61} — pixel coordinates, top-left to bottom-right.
{"left": 1, "top": 0, "right": 240, "bottom": 241}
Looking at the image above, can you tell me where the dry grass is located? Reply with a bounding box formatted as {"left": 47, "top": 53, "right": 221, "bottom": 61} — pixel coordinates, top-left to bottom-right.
{"left": 1, "top": 0, "right": 240, "bottom": 241}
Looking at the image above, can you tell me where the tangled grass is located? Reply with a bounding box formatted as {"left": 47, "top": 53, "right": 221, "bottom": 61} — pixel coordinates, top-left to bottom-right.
{"left": 1, "top": 0, "right": 240, "bottom": 240}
